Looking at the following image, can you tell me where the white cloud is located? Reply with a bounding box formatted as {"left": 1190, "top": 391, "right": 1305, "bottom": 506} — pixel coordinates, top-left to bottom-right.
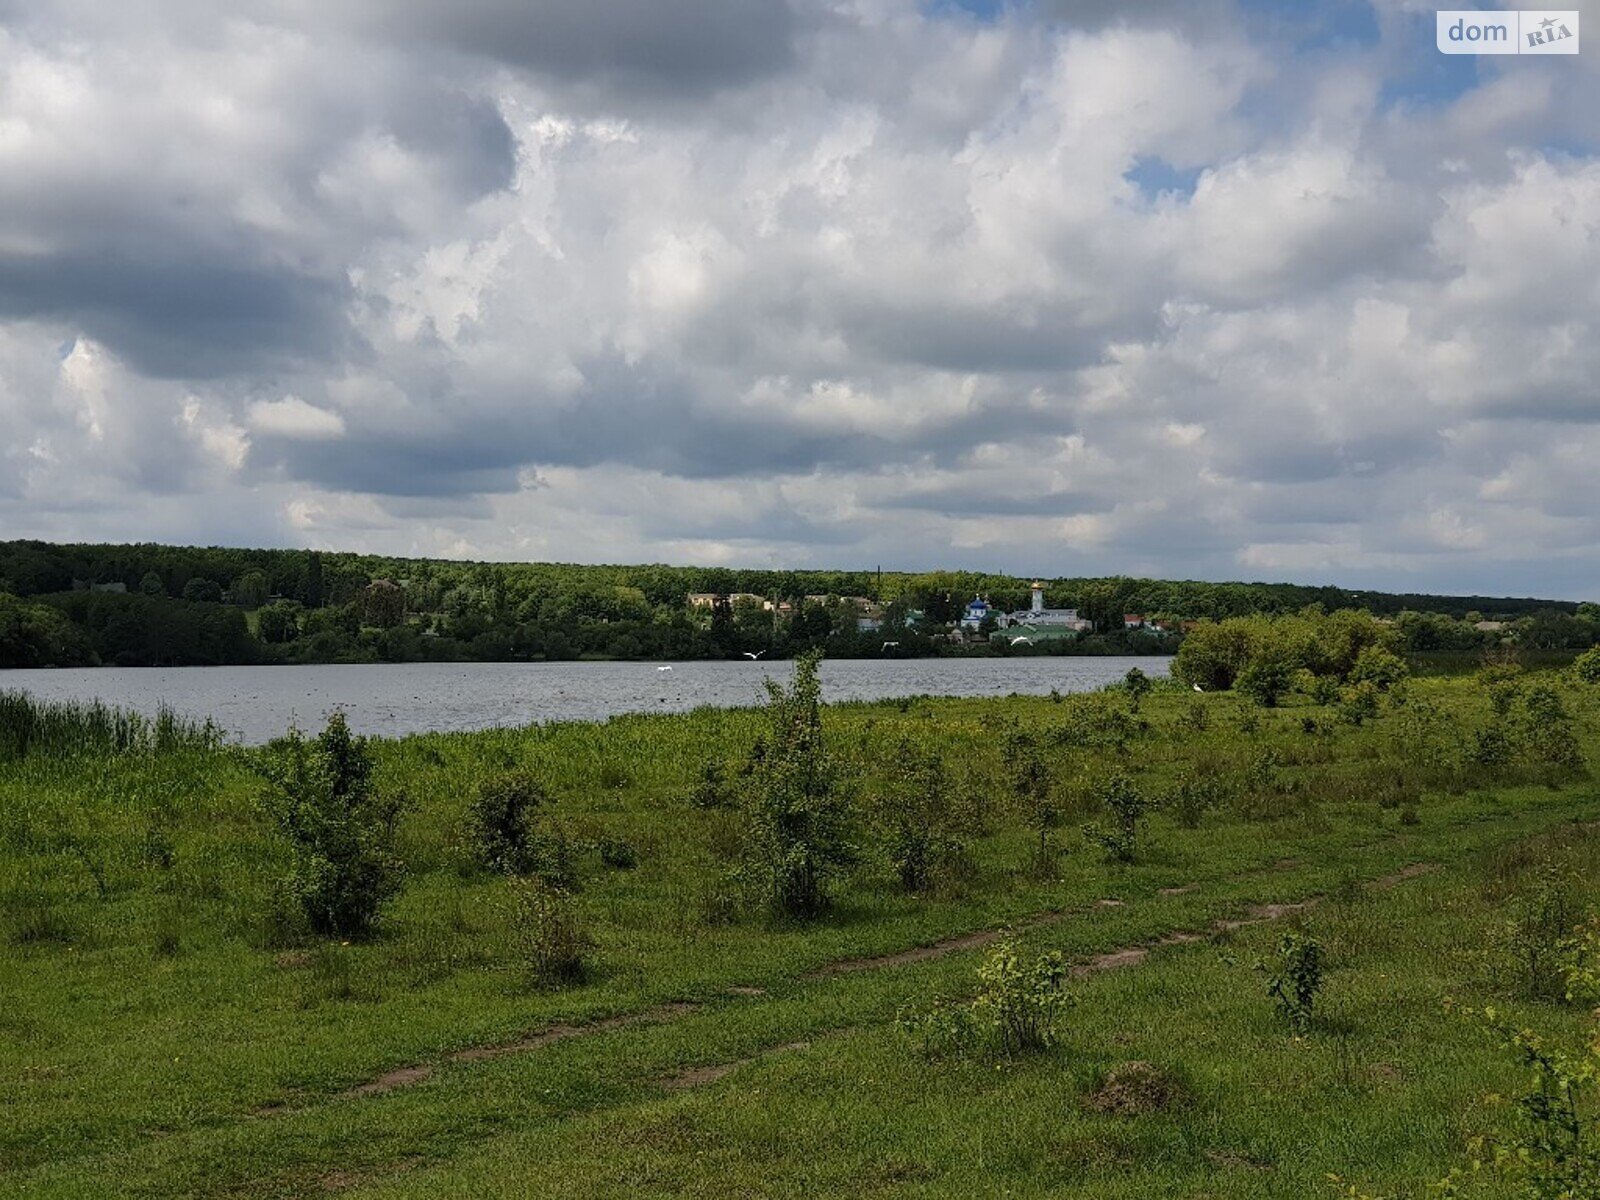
{"left": 247, "top": 396, "right": 347, "bottom": 440}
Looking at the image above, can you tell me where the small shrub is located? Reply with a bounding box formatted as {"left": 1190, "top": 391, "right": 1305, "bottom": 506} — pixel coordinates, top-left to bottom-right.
{"left": 1085, "top": 1061, "right": 1193, "bottom": 1116}
{"left": 1516, "top": 686, "right": 1585, "bottom": 771}
{"left": 1182, "top": 697, "right": 1210, "bottom": 733}
{"left": 900, "top": 936, "right": 1069, "bottom": 1059}
{"left": 467, "top": 769, "right": 550, "bottom": 875}
{"left": 1480, "top": 665, "right": 1524, "bottom": 719}
{"left": 597, "top": 762, "right": 628, "bottom": 790}
{"left": 1473, "top": 725, "right": 1514, "bottom": 768}
{"left": 1259, "top": 931, "right": 1324, "bottom": 1031}
{"left": 1347, "top": 645, "right": 1408, "bottom": 691}
{"left": 1303, "top": 672, "right": 1341, "bottom": 707}
{"left": 1167, "top": 771, "right": 1223, "bottom": 830}
{"left": 1053, "top": 695, "right": 1139, "bottom": 753}
{"left": 1573, "top": 646, "right": 1600, "bottom": 685}
{"left": 687, "top": 760, "right": 734, "bottom": 809}
{"left": 151, "top": 902, "right": 183, "bottom": 957}
{"left": 140, "top": 821, "right": 176, "bottom": 872}
{"left": 299, "top": 943, "right": 377, "bottom": 1005}
{"left": 735, "top": 651, "right": 855, "bottom": 919}
{"left": 1559, "top": 917, "right": 1600, "bottom": 1007}
{"left": 1497, "top": 864, "right": 1580, "bottom": 1002}
{"left": 596, "top": 837, "right": 638, "bottom": 870}
{"left": 1338, "top": 682, "right": 1381, "bottom": 727}
{"left": 1082, "top": 773, "right": 1150, "bottom": 863}
{"left": 871, "top": 738, "right": 970, "bottom": 893}
{"left": 254, "top": 713, "right": 404, "bottom": 939}
{"left": 1237, "top": 646, "right": 1297, "bottom": 708}
{"left": 1122, "top": 667, "right": 1152, "bottom": 712}
{"left": 1004, "top": 727, "right": 1059, "bottom": 874}
{"left": 1442, "top": 1005, "right": 1600, "bottom": 1198}
{"left": 694, "top": 872, "right": 742, "bottom": 927}
{"left": 5, "top": 898, "right": 74, "bottom": 947}
{"left": 507, "top": 876, "right": 591, "bottom": 988}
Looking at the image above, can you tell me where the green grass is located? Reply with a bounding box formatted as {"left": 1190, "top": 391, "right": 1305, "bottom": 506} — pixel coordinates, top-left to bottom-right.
{"left": 2, "top": 673, "right": 1598, "bottom": 1197}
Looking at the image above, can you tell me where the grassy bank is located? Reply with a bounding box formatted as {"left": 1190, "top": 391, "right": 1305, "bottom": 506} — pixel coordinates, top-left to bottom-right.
{"left": 2, "top": 667, "right": 1599, "bottom": 1197}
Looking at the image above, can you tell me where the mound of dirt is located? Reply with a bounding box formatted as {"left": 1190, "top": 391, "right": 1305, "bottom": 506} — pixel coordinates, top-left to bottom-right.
{"left": 1085, "top": 1061, "right": 1191, "bottom": 1117}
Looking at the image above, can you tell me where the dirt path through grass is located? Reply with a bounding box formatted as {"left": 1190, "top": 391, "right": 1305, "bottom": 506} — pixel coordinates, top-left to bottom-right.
{"left": 646, "top": 859, "right": 1440, "bottom": 1097}
{"left": 332, "top": 854, "right": 1441, "bottom": 1106}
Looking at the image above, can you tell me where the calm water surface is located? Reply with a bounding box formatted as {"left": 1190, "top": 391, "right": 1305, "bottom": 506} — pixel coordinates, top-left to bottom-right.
{"left": 1, "top": 657, "right": 1169, "bottom": 744}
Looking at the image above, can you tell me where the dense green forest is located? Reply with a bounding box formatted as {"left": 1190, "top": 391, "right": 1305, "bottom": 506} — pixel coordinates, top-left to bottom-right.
{"left": 0, "top": 539, "right": 1594, "bottom": 668}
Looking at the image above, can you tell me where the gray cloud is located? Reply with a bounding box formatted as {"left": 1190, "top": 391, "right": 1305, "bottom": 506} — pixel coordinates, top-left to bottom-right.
{"left": 346, "top": 0, "right": 799, "bottom": 96}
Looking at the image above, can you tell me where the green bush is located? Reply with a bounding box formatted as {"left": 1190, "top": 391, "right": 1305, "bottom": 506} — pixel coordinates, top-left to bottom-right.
{"left": 1348, "top": 645, "right": 1408, "bottom": 691}
{"left": 1167, "top": 771, "right": 1223, "bottom": 830}
{"left": 687, "top": 759, "right": 734, "bottom": 809}
{"left": 900, "top": 936, "right": 1070, "bottom": 1059}
{"left": 735, "top": 651, "right": 855, "bottom": 919}
{"left": 1444, "top": 1006, "right": 1600, "bottom": 1198}
{"left": 506, "top": 876, "right": 590, "bottom": 988}
{"left": 1259, "top": 931, "right": 1323, "bottom": 1031}
{"left": 1237, "top": 645, "right": 1296, "bottom": 708}
{"left": 1337, "top": 681, "right": 1381, "bottom": 726}
{"left": 254, "top": 713, "right": 404, "bottom": 939}
{"left": 1122, "top": 667, "right": 1152, "bottom": 712}
{"left": 1004, "top": 726, "right": 1058, "bottom": 874}
{"left": 596, "top": 837, "right": 638, "bottom": 870}
{"left": 1574, "top": 646, "right": 1600, "bottom": 685}
{"left": 1516, "top": 686, "right": 1585, "bottom": 771}
{"left": 1497, "top": 864, "right": 1581, "bottom": 1002}
{"left": 467, "top": 769, "right": 550, "bottom": 875}
{"left": 871, "top": 738, "right": 969, "bottom": 893}
{"left": 1082, "top": 773, "right": 1150, "bottom": 863}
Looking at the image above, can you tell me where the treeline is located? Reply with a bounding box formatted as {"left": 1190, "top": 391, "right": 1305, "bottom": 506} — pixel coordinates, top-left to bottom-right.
{"left": 0, "top": 538, "right": 1593, "bottom": 669}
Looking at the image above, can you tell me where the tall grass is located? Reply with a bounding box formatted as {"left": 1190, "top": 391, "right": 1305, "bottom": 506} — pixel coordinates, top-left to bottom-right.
{"left": 0, "top": 690, "right": 219, "bottom": 760}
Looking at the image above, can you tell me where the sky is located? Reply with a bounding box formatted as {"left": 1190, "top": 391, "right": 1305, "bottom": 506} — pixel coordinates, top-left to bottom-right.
{"left": 1, "top": 0, "right": 1598, "bottom": 597}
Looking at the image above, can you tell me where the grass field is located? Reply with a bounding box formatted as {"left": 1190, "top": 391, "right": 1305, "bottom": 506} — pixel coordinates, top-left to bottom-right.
{"left": 3, "top": 667, "right": 1599, "bottom": 1198}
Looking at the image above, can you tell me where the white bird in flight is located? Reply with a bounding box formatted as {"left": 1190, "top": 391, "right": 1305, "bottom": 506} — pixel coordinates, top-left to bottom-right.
{"left": 881, "top": 641, "right": 899, "bottom": 651}
{"left": 658, "top": 665, "right": 673, "bottom": 672}
{"left": 742, "top": 650, "right": 765, "bottom": 659}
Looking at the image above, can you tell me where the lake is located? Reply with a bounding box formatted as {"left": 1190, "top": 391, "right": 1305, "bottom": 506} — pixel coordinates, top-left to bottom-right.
{"left": 0, "top": 656, "right": 1170, "bottom": 744}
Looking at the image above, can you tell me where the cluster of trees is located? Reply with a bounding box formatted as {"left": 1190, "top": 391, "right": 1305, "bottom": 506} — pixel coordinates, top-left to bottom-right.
{"left": 0, "top": 594, "right": 95, "bottom": 669}
{"left": 1172, "top": 609, "right": 1407, "bottom": 705}
{"left": 1, "top": 538, "right": 1592, "bottom": 668}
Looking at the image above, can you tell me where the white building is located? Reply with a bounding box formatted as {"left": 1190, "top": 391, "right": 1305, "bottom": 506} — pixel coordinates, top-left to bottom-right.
{"left": 1005, "top": 582, "right": 1093, "bottom": 633}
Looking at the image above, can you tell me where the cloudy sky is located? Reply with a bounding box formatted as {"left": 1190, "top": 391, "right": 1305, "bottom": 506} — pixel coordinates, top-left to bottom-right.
{"left": 2, "top": 1, "right": 1597, "bottom": 596}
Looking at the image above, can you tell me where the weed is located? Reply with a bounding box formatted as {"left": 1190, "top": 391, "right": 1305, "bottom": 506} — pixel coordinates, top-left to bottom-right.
{"left": 507, "top": 876, "right": 590, "bottom": 988}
